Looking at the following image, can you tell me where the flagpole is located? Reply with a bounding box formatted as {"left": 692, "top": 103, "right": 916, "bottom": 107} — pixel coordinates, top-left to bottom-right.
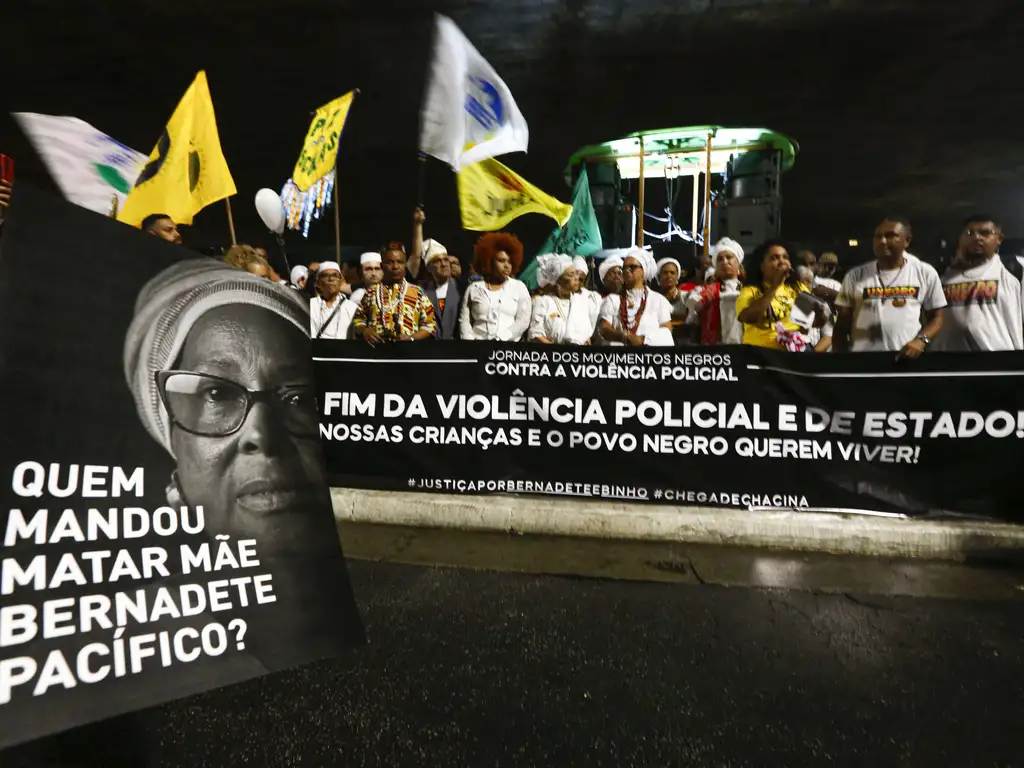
{"left": 333, "top": 177, "right": 341, "bottom": 262}
{"left": 636, "top": 135, "right": 645, "bottom": 247}
{"left": 109, "top": 194, "right": 119, "bottom": 218}
{"left": 702, "top": 131, "right": 713, "bottom": 261}
{"left": 332, "top": 88, "right": 358, "bottom": 263}
{"left": 225, "top": 198, "right": 237, "bottom": 245}
{"left": 415, "top": 15, "right": 437, "bottom": 212}
{"left": 416, "top": 152, "right": 427, "bottom": 209}
{"left": 691, "top": 173, "right": 699, "bottom": 244}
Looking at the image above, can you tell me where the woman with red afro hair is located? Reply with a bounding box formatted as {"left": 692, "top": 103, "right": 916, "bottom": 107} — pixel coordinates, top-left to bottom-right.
{"left": 460, "top": 232, "right": 533, "bottom": 341}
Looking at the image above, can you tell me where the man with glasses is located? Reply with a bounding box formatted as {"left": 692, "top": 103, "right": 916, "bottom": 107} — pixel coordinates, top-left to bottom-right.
{"left": 833, "top": 216, "right": 946, "bottom": 357}
{"left": 310, "top": 260, "right": 356, "bottom": 339}
{"left": 933, "top": 215, "right": 1022, "bottom": 351}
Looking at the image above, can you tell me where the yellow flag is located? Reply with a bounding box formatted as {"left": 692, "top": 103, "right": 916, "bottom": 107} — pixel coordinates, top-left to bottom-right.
{"left": 457, "top": 157, "right": 572, "bottom": 232}
{"left": 292, "top": 92, "right": 355, "bottom": 191}
{"left": 118, "top": 71, "right": 236, "bottom": 227}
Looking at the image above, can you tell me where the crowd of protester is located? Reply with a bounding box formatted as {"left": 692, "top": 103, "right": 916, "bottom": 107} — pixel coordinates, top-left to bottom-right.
{"left": 266, "top": 209, "right": 1023, "bottom": 356}
{"left": 2, "top": 180, "right": 1020, "bottom": 354}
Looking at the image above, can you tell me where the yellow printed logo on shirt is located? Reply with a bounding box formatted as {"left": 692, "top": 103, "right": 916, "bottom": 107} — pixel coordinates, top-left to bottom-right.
{"left": 944, "top": 280, "right": 999, "bottom": 305}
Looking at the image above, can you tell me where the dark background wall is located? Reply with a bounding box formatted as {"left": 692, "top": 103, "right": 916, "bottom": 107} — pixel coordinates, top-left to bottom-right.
{"left": 2, "top": 0, "right": 1021, "bottom": 263}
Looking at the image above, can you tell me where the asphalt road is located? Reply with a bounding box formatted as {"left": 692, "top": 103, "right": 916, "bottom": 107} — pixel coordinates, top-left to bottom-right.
{"left": 6, "top": 528, "right": 1024, "bottom": 767}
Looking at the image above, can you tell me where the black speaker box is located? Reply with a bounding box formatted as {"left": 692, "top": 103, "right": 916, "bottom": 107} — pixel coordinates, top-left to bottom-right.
{"left": 724, "top": 149, "right": 782, "bottom": 200}
{"left": 711, "top": 197, "right": 782, "bottom": 250}
{"left": 594, "top": 202, "right": 633, "bottom": 248}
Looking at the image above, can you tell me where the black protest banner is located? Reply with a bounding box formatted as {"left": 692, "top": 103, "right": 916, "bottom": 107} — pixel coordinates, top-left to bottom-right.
{"left": 0, "top": 186, "right": 363, "bottom": 749}
{"left": 314, "top": 339, "right": 1024, "bottom": 522}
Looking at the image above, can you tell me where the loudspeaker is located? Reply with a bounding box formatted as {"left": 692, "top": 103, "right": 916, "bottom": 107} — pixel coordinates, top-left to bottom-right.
{"left": 587, "top": 162, "right": 620, "bottom": 187}
{"left": 723, "top": 149, "right": 782, "bottom": 200}
{"left": 711, "top": 197, "right": 782, "bottom": 251}
{"left": 584, "top": 162, "right": 622, "bottom": 209}
{"left": 594, "top": 202, "right": 633, "bottom": 248}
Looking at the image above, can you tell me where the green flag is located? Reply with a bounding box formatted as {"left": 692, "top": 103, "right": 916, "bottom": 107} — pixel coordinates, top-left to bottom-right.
{"left": 521, "top": 166, "right": 603, "bottom": 289}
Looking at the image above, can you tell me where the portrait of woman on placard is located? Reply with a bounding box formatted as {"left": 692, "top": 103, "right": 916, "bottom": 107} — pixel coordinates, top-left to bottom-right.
{"left": 123, "top": 258, "right": 361, "bottom": 668}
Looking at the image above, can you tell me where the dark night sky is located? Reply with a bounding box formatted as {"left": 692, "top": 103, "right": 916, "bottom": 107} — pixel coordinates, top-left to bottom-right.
{"left": 2, "top": 0, "right": 1022, "bottom": 262}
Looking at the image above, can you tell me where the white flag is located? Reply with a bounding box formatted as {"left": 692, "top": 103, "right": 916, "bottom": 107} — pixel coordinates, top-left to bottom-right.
{"left": 12, "top": 112, "right": 147, "bottom": 215}
{"left": 419, "top": 15, "right": 529, "bottom": 171}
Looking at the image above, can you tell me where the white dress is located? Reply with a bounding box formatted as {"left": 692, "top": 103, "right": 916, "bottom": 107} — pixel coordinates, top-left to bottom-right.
{"left": 459, "top": 278, "right": 533, "bottom": 341}
{"left": 599, "top": 288, "right": 673, "bottom": 346}
{"left": 529, "top": 294, "right": 598, "bottom": 345}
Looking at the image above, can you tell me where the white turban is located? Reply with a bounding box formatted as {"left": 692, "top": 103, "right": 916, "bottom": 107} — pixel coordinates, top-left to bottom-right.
{"left": 422, "top": 239, "right": 448, "bottom": 265}
{"left": 655, "top": 257, "right": 681, "bottom": 279}
{"left": 318, "top": 260, "right": 341, "bottom": 274}
{"left": 290, "top": 265, "right": 309, "bottom": 285}
{"left": 359, "top": 252, "right": 381, "bottom": 266}
{"left": 711, "top": 238, "right": 744, "bottom": 264}
{"left": 537, "top": 253, "right": 575, "bottom": 288}
{"left": 572, "top": 256, "right": 588, "bottom": 275}
{"left": 624, "top": 247, "right": 657, "bottom": 283}
{"left": 598, "top": 255, "right": 624, "bottom": 284}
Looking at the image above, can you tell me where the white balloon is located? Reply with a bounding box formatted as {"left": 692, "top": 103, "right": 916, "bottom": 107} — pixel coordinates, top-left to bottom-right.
{"left": 254, "top": 188, "right": 285, "bottom": 235}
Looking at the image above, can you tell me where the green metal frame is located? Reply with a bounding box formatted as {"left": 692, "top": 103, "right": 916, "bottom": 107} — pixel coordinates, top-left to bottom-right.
{"left": 565, "top": 126, "right": 798, "bottom": 182}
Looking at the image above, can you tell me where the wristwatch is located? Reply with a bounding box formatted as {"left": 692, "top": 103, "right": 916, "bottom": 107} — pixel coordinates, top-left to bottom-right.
{"left": 915, "top": 334, "right": 931, "bottom": 346}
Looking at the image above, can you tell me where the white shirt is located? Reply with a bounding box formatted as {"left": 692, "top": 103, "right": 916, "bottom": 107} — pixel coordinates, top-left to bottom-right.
{"left": 933, "top": 257, "right": 1024, "bottom": 352}
{"left": 599, "top": 289, "right": 673, "bottom": 346}
{"left": 529, "top": 293, "right": 598, "bottom": 345}
{"left": 686, "top": 279, "right": 742, "bottom": 345}
{"left": 349, "top": 287, "right": 366, "bottom": 307}
{"left": 580, "top": 287, "right": 603, "bottom": 312}
{"left": 310, "top": 295, "right": 356, "bottom": 340}
{"left": 459, "top": 278, "right": 532, "bottom": 341}
{"left": 836, "top": 258, "right": 946, "bottom": 352}
{"left": 814, "top": 276, "right": 842, "bottom": 293}
{"left": 435, "top": 281, "right": 450, "bottom": 301}
{"left": 808, "top": 277, "right": 840, "bottom": 351}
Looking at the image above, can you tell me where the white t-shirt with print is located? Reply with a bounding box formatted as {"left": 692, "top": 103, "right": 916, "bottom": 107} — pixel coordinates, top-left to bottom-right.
{"left": 836, "top": 258, "right": 946, "bottom": 352}
{"left": 933, "top": 257, "right": 1024, "bottom": 352}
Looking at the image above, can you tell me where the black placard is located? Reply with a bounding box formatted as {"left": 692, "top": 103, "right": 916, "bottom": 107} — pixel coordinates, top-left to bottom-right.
{"left": 315, "top": 339, "right": 1024, "bottom": 521}
{"left": 0, "top": 186, "right": 363, "bottom": 749}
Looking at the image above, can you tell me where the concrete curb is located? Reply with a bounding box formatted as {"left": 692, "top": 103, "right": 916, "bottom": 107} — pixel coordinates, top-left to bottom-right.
{"left": 331, "top": 488, "right": 1024, "bottom": 562}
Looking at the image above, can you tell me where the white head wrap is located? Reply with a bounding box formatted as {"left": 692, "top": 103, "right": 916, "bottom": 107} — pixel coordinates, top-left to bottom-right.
{"left": 422, "top": 239, "right": 448, "bottom": 265}
{"left": 318, "top": 260, "right": 342, "bottom": 274}
{"left": 359, "top": 252, "right": 381, "bottom": 266}
{"left": 598, "top": 255, "right": 624, "bottom": 284}
{"left": 711, "top": 238, "right": 744, "bottom": 264}
{"left": 572, "top": 256, "right": 588, "bottom": 275}
{"left": 623, "top": 247, "right": 657, "bottom": 283}
{"left": 537, "top": 253, "right": 575, "bottom": 288}
{"left": 290, "top": 265, "right": 309, "bottom": 285}
{"left": 655, "top": 257, "right": 681, "bottom": 280}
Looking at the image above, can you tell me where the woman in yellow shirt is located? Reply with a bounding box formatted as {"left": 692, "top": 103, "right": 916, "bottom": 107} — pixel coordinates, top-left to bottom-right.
{"left": 736, "top": 241, "right": 821, "bottom": 350}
